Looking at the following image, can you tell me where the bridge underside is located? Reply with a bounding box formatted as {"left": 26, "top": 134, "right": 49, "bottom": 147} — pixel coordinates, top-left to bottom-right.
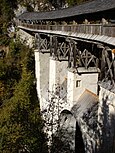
{"left": 34, "top": 32, "right": 115, "bottom": 91}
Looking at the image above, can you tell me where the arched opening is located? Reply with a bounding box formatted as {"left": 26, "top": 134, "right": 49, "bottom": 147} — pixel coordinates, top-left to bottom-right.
{"left": 51, "top": 110, "right": 76, "bottom": 153}
{"left": 75, "top": 122, "right": 85, "bottom": 153}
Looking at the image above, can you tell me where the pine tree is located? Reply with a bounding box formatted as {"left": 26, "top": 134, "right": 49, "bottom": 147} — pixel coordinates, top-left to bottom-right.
{"left": 0, "top": 41, "right": 48, "bottom": 153}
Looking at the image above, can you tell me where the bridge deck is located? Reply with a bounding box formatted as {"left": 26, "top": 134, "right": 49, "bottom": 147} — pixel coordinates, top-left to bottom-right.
{"left": 18, "top": 25, "right": 115, "bottom": 46}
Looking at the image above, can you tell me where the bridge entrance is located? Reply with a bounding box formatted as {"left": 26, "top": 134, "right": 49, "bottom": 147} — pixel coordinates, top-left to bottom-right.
{"left": 75, "top": 122, "right": 85, "bottom": 153}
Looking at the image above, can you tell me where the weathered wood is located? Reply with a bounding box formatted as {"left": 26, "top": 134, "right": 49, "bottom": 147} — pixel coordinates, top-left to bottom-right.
{"left": 54, "top": 36, "right": 58, "bottom": 59}
{"left": 40, "top": 38, "right": 48, "bottom": 50}
{"left": 17, "top": 21, "right": 115, "bottom": 37}
{"left": 57, "top": 42, "right": 70, "bottom": 60}
{"left": 35, "top": 33, "right": 50, "bottom": 52}
{"left": 35, "top": 33, "right": 41, "bottom": 51}
{"left": 50, "top": 36, "right": 53, "bottom": 56}
{"left": 68, "top": 42, "right": 74, "bottom": 68}
{"left": 85, "top": 49, "right": 88, "bottom": 69}
{"left": 73, "top": 41, "right": 77, "bottom": 68}
{"left": 100, "top": 48, "right": 106, "bottom": 79}
{"left": 105, "top": 49, "right": 115, "bottom": 85}
{"left": 80, "top": 49, "right": 97, "bottom": 69}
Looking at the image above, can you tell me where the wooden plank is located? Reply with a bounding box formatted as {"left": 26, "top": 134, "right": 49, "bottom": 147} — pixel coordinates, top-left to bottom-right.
{"left": 105, "top": 50, "right": 114, "bottom": 85}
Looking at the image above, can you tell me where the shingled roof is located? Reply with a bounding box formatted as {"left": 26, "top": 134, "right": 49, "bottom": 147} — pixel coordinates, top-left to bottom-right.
{"left": 17, "top": 0, "right": 115, "bottom": 21}
{"left": 71, "top": 89, "right": 98, "bottom": 119}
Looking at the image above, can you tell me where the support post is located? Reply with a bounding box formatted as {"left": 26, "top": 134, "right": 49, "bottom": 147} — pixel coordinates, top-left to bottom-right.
{"left": 34, "top": 49, "right": 50, "bottom": 111}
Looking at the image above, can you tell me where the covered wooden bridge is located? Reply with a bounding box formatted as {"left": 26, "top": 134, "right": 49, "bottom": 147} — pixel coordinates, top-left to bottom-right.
{"left": 16, "top": 1, "right": 115, "bottom": 152}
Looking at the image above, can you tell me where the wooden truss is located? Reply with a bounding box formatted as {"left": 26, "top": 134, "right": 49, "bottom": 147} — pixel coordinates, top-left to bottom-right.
{"left": 35, "top": 33, "right": 115, "bottom": 87}
{"left": 35, "top": 33, "right": 50, "bottom": 53}
{"left": 100, "top": 46, "right": 115, "bottom": 86}
{"left": 80, "top": 49, "right": 97, "bottom": 69}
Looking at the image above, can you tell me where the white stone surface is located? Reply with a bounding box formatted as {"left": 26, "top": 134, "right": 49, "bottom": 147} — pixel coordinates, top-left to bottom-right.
{"left": 67, "top": 68, "right": 99, "bottom": 106}
{"left": 35, "top": 50, "right": 50, "bottom": 111}
{"left": 49, "top": 58, "right": 68, "bottom": 97}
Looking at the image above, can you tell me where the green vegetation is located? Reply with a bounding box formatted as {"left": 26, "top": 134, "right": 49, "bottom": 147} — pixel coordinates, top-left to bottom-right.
{"left": 0, "top": 39, "right": 48, "bottom": 152}
{"left": 0, "top": 0, "right": 18, "bottom": 45}
{"left": 66, "top": 0, "right": 90, "bottom": 6}
{"left": 0, "top": 1, "right": 48, "bottom": 152}
{"left": 0, "top": 1, "right": 49, "bottom": 149}
{"left": 0, "top": 0, "right": 91, "bottom": 152}
{"left": 48, "top": 0, "right": 90, "bottom": 8}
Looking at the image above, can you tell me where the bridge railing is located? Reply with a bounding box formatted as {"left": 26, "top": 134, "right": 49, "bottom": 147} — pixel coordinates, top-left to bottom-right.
{"left": 16, "top": 20, "right": 115, "bottom": 37}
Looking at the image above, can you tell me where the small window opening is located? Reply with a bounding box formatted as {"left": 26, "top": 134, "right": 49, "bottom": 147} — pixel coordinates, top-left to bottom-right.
{"left": 76, "top": 80, "right": 81, "bottom": 87}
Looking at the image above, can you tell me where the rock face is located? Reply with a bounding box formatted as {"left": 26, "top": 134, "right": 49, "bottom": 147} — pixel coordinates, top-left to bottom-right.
{"left": 14, "top": 5, "right": 27, "bottom": 17}
{"left": 98, "top": 86, "right": 115, "bottom": 153}
{"left": 17, "top": 29, "right": 34, "bottom": 48}
{"left": 49, "top": 0, "right": 66, "bottom": 9}
{"left": 71, "top": 89, "right": 99, "bottom": 153}
{"left": 59, "top": 87, "right": 115, "bottom": 153}
{"left": 14, "top": 0, "right": 68, "bottom": 17}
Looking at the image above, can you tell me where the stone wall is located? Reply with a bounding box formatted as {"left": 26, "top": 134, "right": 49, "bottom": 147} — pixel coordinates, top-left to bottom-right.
{"left": 67, "top": 67, "right": 99, "bottom": 106}
{"left": 98, "top": 86, "right": 115, "bottom": 153}
{"left": 35, "top": 50, "right": 50, "bottom": 111}
{"left": 49, "top": 58, "right": 68, "bottom": 109}
{"left": 17, "top": 29, "right": 34, "bottom": 48}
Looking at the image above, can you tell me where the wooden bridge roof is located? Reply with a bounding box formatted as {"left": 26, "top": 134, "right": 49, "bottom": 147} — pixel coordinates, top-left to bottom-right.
{"left": 17, "top": 0, "right": 115, "bottom": 21}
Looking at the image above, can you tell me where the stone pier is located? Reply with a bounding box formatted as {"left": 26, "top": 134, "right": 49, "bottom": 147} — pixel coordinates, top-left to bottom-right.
{"left": 67, "top": 67, "right": 99, "bottom": 107}
{"left": 49, "top": 58, "right": 68, "bottom": 105}
{"left": 34, "top": 50, "right": 50, "bottom": 111}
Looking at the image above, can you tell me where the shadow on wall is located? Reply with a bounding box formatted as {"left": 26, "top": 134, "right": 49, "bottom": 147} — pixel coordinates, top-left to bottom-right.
{"left": 111, "top": 114, "right": 115, "bottom": 153}
{"left": 98, "top": 92, "right": 115, "bottom": 153}
{"left": 51, "top": 110, "right": 76, "bottom": 153}
{"left": 50, "top": 109, "right": 85, "bottom": 153}
{"left": 75, "top": 122, "right": 85, "bottom": 153}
